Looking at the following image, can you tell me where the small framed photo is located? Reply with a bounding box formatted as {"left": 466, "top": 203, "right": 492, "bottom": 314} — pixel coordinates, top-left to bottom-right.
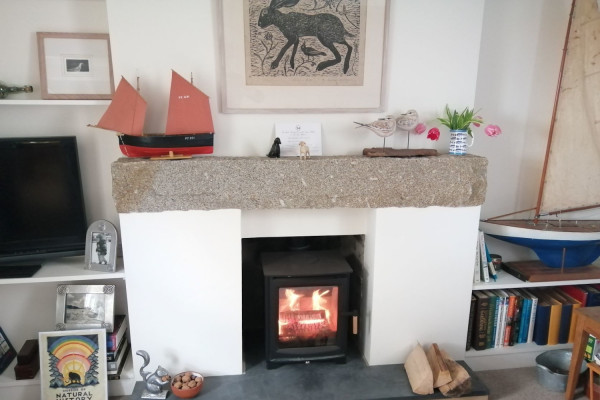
{"left": 37, "top": 32, "right": 115, "bottom": 100}
{"left": 85, "top": 220, "right": 118, "bottom": 273}
{"left": 0, "top": 326, "right": 16, "bottom": 374}
{"left": 56, "top": 284, "right": 115, "bottom": 332}
{"left": 39, "top": 329, "right": 108, "bottom": 400}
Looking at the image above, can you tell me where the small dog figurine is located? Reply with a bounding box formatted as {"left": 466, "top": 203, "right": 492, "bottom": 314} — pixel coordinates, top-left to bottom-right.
{"left": 267, "top": 137, "right": 281, "bottom": 158}
{"left": 299, "top": 141, "right": 310, "bottom": 160}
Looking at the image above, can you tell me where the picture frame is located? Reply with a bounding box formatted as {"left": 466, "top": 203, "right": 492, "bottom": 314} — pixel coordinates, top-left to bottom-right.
{"left": 36, "top": 32, "right": 115, "bottom": 100}
{"left": 56, "top": 284, "right": 115, "bottom": 332}
{"left": 39, "top": 329, "right": 107, "bottom": 400}
{"left": 218, "top": 0, "right": 389, "bottom": 113}
{"left": 85, "top": 220, "right": 118, "bottom": 273}
{"left": 0, "top": 326, "right": 16, "bottom": 374}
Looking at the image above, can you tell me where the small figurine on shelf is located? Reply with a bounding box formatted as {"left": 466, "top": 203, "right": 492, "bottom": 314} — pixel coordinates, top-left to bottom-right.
{"left": 299, "top": 141, "right": 310, "bottom": 160}
{"left": 136, "top": 350, "right": 171, "bottom": 399}
{"left": 0, "top": 82, "right": 33, "bottom": 99}
{"left": 267, "top": 137, "right": 281, "bottom": 158}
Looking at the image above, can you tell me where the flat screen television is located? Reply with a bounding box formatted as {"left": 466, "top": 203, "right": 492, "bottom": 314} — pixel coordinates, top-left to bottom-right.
{"left": 0, "top": 136, "right": 88, "bottom": 277}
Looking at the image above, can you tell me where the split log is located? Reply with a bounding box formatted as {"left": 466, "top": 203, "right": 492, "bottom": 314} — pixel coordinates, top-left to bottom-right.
{"left": 426, "top": 343, "right": 451, "bottom": 388}
{"left": 438, "top": 349, "right": 472, "bottom": 397}
{"left": 405, "top": 343, "right": 434, "bottom": 395}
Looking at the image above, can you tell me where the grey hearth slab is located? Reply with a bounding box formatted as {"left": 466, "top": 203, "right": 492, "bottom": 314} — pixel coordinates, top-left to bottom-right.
{"left": 127, "top": 352, "right": 488, "bottom": 400}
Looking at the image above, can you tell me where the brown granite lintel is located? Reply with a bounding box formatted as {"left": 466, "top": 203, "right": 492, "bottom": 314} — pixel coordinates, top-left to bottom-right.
{"left": 111, "top": 155, "right": 487, "bottom": 213}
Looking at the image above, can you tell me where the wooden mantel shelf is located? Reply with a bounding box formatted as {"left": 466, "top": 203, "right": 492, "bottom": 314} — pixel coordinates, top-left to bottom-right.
{"left": 111, "top": 155, "right": 488, "bottom": 213}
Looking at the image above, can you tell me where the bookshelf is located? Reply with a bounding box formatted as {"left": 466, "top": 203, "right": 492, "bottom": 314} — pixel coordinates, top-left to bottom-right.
{"left": 467, "top": 265, "right": 600, "bottom": 371}
{"left": 0, "top": 256, "right": 135, "bottom": 398}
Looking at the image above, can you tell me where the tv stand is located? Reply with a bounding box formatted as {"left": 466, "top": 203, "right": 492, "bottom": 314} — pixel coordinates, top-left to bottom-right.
{"left": 0, "top": 264, "right": 41, "bottom": 278}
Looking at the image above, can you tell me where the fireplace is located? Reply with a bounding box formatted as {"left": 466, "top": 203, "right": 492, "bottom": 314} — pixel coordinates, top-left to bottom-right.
{"left": 262, "top": 250, "right": 353, "bottom": 368}
{"left": 112, "top": 155, "right": 487, "bottom": 376}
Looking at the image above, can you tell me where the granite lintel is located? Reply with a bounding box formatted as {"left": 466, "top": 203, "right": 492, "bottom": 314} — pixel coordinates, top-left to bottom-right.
{"left": 111, "top": 155, "right": 488, "bottom": 214}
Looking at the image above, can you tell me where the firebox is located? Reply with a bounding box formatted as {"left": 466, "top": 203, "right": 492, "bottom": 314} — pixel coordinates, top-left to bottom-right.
{"left": 261, "top": 250, "right": 353, "bottom": 369}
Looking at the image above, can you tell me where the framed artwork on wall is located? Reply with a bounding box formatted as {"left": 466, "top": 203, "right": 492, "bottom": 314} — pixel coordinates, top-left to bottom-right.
{"left": 37, "top": 32, "right": 115, "bottom": 100}
{"left": 55, "top": 284, "right": 116, "bottom": 332}
{"left": 218, "top": 0, "right": 389, "bottom": 113}
{"left": 39, "top": 329, "right": 108, "bottom": 400}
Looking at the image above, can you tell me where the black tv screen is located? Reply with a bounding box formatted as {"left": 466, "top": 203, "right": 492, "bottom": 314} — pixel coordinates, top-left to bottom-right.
{"left": 0, "top": 136, "right": 88, "bottom": 271}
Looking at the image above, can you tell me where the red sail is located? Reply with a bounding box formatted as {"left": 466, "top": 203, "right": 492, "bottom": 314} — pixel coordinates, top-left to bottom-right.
{"left": 96, "top": 78, "right": 146, "bottom": 136}
{"left": 166, "top": 70, "right": 214, "bottom": 135}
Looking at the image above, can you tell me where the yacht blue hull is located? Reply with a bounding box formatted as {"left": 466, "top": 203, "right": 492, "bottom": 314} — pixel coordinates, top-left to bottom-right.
{"left": 480, "top": 220, "right": 600, "bottom": 268}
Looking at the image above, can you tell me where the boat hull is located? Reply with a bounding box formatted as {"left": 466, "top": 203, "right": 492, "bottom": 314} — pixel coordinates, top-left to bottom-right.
{"left": 118, "top": 133, "right": 214, "bottom": 158}
{"left": 480, "top": 220, "right": 600, "bottom": 268}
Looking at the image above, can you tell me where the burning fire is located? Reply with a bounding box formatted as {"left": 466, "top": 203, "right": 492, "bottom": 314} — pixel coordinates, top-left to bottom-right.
{"left": 278, "top": 286, "right": 338, "bottom": 343}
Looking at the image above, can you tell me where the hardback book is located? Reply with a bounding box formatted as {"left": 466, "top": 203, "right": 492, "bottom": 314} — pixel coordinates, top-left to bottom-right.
{"left": 585, "top": 334, "right": 597, "bottom": 362}
{"left": 471, "top": 291, "right": 490, "bottom": 350}
{"left": 106, "top": 330, "right": 127, "bottom": 361}
{"left": 108, "top": 339, "right": 129, "bottom": 372}
{"left": 521, "top": 288, "right": 538, "bottom": 343}
{"left": 482, "top": 290, "right": 498, "bottom": 349}
{"left": 581, "top": 285, "right": 600, "bottom": 307}
{"left": 491, "top": 290, "right": 508, "bottom": 348}
{"left": 478, "top": 231, "right": 490, "bottom": 283}
{"left": 531, "top": 290, "right": 551, "bottom": 345}
{"left": 547, "top": 289, "right": 575, "bottom": 344}
{"left": 532, "top": 289, "right": 562, "bottom": 345}
{"left": 516, "top": 290, "right": 531, "bottom": 344}
{"left": 107, "top": 315, "right": 128, "bottom": 352}
{"left": 473, "top": 243, "right": 481, "bottom": 284}
{"left": 502, "top": 290, "right": 517, "bottom": 347}
{"left": 107, "top": 341, "right": 130, "bottom": 378}
{"left": 554, "top": 288, "right": 582, "bottom": 343}
{"left": 558, "top": 285, "right": 588, "bottom": 307}
{"left": 507, "top": 289, "right": 523, "bottom": 346}
{"left": 466, "top": 294, "right": 476, "bottom": 351}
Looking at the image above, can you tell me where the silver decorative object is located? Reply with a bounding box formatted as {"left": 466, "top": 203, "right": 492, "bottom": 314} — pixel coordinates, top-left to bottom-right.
{"left": 137, "top": 350, "right": 171, "bottom": 399}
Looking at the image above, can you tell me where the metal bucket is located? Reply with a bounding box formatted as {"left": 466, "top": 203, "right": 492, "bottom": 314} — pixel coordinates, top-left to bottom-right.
{"left": 535, "top": 349, "right": 588, "bottom": 392}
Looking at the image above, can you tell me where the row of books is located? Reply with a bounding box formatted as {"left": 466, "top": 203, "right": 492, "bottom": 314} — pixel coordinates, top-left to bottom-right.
{"left": 467, "top": 284, "right": 600, "bottom": 351}
{"left": 107, "top": 314, "right": 129, "bottom": 380}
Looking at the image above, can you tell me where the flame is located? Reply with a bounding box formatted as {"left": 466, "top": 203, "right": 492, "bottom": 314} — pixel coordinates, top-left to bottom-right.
{"left": 312, "top": 289, "right": 331, "bottom": 325}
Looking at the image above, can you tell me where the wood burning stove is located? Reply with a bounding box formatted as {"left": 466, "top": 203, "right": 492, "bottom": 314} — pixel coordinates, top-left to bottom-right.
{"left": 262, "top": 250, "right": 353, "bottom": 369}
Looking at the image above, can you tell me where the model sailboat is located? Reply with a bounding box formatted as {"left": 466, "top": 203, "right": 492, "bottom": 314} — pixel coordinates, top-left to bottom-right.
{"left": 480, "top": 0, "right": 600, "bottom": 268}
{"left": 91, "top": 70, "right": 214, "bottom": 158}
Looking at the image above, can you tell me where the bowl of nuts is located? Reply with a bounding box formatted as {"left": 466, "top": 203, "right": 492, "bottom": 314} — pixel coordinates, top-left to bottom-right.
{"left": 171, "top": 371, "right": 204, "bottom": 399}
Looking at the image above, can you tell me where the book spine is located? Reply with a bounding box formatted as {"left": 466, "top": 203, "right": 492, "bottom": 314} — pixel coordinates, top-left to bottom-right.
{"left": 472, "top": 292, "right": 490, "bottom": 350}
{"left": 527, "top": 295, "right": 538, "bottom": 343}
{"left": 466, "top": 295, "right": 476, "bottom": 351}
{"left": 473, "top": 243, "right": 481, "bottom": 284}
{"left": 503, "top": 294, "right": 516, "bottom": 347}
{"left": 478, "top": 231, "right": 490, "bottom": 283}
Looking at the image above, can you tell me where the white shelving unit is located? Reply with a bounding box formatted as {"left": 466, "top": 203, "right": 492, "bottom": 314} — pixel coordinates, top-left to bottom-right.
{"left": 466, "top": 268, "right": 600, "bottom": 371}
{"left": 0, "top": 256, "right": 135, "bottom": 398}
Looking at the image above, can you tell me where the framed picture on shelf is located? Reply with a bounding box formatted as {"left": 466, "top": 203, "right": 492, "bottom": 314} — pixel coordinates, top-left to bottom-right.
{"left": 85, "top": 220, "right": 118, "bottom": 273}
{"left": 218, "top": 0, "right": 389, "bottom": 113}
{"left": 39, "top": 329, "right": 108, "bottom": 400}
{"left": 36, "top": 32, "right": 115, "bottom": 100}
{"left": 0, "top": 326, "right": 16, "bottom": 374}
{"left": 56, "top": 284, "right": 115, "bottom": 332}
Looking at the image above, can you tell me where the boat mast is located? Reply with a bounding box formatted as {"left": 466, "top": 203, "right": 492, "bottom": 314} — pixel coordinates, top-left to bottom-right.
{"left": 534, "top": 0, "right": 576, "bottom": 221}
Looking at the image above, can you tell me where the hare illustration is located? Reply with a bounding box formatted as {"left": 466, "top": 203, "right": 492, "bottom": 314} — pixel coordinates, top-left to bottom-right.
{"left": 258, "top": 0, "right": 354, "bottom": 73}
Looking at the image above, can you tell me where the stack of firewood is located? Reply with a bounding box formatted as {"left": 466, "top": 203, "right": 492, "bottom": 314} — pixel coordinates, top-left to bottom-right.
{"left": 404, "top": 343, "right": 471, "bottom": 397}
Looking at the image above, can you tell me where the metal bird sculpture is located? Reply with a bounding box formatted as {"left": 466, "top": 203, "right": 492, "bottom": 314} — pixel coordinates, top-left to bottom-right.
{"left": 354, "top": 115, "right": 397, "bottom": 148}
{"left": 396, "top": 109, "right": 419, "bottom": 132}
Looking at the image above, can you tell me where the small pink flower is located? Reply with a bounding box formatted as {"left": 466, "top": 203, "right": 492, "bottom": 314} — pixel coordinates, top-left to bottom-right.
{"left": 414, "top": 123, "right": 426, "bottom": 134}
{"left": 427, "top": 127, "right": 440, "bottom": 141}
{"left": 473, "top": 116, "right": 483, "bottom": 127}
{"left": 484, "top": 124, "right": 502, "bottom": 137}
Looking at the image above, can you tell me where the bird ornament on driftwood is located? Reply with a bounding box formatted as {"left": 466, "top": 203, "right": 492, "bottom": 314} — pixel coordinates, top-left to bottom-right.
{"left": 353, "top": 115, "right": 397, "bottom": 148}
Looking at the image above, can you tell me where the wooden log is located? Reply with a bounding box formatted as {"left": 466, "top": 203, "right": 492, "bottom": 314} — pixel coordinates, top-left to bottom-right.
{"left": 438, "top": 349, "right": 472, "bottom": 397}
{"left": 426, "top": 343, "right": 452, "bottom": 388}
{"left": 404, "top": 343, "right": 434, "bottom": 395}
